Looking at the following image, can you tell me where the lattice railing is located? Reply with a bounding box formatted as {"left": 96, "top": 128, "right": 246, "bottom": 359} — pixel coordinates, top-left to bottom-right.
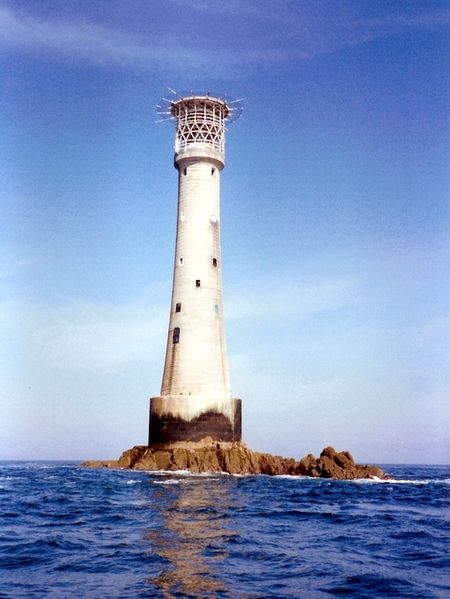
{"left": 171, "top": 96, "right": 228, "bottom": 154}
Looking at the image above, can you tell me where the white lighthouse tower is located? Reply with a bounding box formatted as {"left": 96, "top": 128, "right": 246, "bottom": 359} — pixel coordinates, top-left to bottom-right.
{"left": 149, "top": 92, "right": 242, "bottom": 446}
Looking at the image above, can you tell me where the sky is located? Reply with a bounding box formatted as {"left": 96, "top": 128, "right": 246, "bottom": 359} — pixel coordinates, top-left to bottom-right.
{"left": 1, "top": 0, "right": 449, "bottom": 463}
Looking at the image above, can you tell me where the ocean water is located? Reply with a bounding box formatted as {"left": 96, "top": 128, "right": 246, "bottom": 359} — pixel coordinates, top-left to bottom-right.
{"left": 0, "top": 463, "right": 449, "bottom": 598}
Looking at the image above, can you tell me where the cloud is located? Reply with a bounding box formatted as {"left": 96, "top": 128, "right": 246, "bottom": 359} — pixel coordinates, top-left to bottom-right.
{"left": 226, "top": 276, "right": 359, "bottom": 323}
{"left": 169, "top": 0, "right": 274, "bottom": 19}
{"left": 173, "top": 0, "right": 450, "bottom": 28}
{"left": 0, "top": 298, "right": 167, "bottom": 375}
{"left": 0, "top": 5, "right": 183, "bottom": 69}
{"left": 0, "top": 3, "right": 448, "bottom": 76}
{"left": 0, "top": 257, "right": 28, "bottom": 280}
{"left": 0, "top": 3, "right": 285, "bottom": 74}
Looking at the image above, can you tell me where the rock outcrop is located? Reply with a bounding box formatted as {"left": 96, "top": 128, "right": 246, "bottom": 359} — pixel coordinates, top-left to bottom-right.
{"left": 82, "top": 444, "right": 386, "bottom": 479}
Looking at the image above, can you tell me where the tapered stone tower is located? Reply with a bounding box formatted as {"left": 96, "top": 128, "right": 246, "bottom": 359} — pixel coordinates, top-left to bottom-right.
{"left": 149, "top": 92, "right": 243, "bottom": 446}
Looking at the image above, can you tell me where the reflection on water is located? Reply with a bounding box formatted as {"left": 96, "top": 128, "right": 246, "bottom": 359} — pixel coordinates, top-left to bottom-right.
{"left": 145, "top": 475, "right": 240, "bottom": 597}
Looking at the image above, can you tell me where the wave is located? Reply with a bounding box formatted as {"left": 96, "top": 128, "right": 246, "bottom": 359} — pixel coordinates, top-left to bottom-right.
{"left": 354, "top": 477, "right": 450, "bottom": 485}
{"left": 1, "top": 462, "right": 448, "bottom": 598}
{"left": 149, "top": 469, "right": 228, "bottom": 478}
{"left": 152, "top": 479, "right": 184, "bottom": 485}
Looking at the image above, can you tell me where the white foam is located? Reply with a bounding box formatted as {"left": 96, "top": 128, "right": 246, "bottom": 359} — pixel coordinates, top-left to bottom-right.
{"left": 149, "top": 469, "right": 226, "bottom": 478}
{"left": 152, "top": 479, "right": 185, "bottom": 485}
{"left": 353, "top": 478, "right": 430, "bottom": 485}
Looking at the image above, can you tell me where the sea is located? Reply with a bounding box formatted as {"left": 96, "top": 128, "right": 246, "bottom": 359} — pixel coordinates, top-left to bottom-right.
{"left": 0, "top": 462, "right": 449, "bottom": 598}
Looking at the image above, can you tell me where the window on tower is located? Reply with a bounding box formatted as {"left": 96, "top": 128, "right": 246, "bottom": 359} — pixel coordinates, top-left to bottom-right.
{"left": 179, "top": 257, "right": 184, "bottom": 265}
{"left": 212, "top": 258, "right": 217, "bottom": 267}
{"left": 173, "top": 327, "right": 180, "bottom": 344}
{"left": 196, "top": 280, "right": 201, "bottom": 288}
{"left": 175, "top": 303, "right": 181, "bottom": 312}
{"left": 211, "top": 167, "right": 215, "bottom": 176}
{"left": 182, "top": 167, "right": 187, "bottom": 176}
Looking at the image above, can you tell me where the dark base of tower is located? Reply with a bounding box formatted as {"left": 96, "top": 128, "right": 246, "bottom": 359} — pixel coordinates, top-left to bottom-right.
{"left": 148, "top": 397, "right": 241, "bottom": 446}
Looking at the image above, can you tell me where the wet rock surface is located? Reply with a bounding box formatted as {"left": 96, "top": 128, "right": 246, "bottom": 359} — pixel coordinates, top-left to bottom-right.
{"left": 82, "top": 444, "right": 387, "bottom": 479}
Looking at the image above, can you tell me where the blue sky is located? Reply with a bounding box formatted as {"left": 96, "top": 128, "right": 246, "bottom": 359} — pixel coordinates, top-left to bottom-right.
{"left": 1, "top": 0, "right": 449, "bottom": 462}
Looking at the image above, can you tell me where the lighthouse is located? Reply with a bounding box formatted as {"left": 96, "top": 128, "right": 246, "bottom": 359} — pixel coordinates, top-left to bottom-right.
{"left": 149, "top": 92, "right": 243, "bottom": 446}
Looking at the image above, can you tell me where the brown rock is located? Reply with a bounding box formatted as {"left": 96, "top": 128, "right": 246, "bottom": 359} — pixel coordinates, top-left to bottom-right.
{"left": 333, "top": 450, "right": 355, "bottom": 470}
{"left": 171, "top": 448, "right": 188, "bottom": 471}
{"left": 117, "top": 446, "right": 147, "bottom": 468}
{"left": 153, "top": 451, "right": 171, "bottom": 471}
{"left": 317, "top": 455, "right": 344, "bottom": 479}
{"left": 259, "top": 453, "right": 279, "bottom": 475}
{"left": 186, "top": 451, "right": 201, "bottom": 473}
{"left": 82, "top": 443, "right": 387, "bottom": 480}
{"left": 80, "top": 460, "right": 119, "bottom": 468}
{"left": 203, "top": 449, "right": 220, "bottom": 472}
{"left": 134, "top": 452, "right": 158, "bottom": 471}
{"left": 296, "top": 453, "right": 317, "bottom": 476}
{"left": 357, "top": 465, "right": 388, "bottom": 478}
{"left": 284, "top": 458, "right": 298, "bottom": 475}
{"left": 320, "top": 446, "right": 338, "bottom": 460}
